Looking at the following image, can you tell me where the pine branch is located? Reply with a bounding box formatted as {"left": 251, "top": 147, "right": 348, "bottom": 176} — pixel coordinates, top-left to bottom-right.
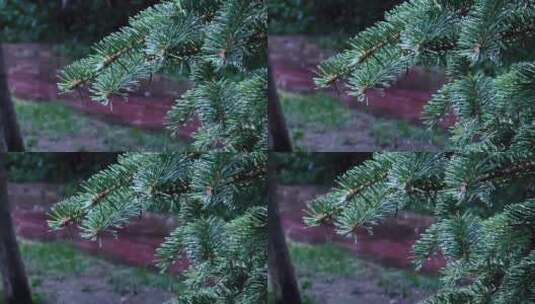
{"left": 315, "top": 0, "right": 535, "bottom": 151}
{"left": 56, "top": 0, "right": 267, "bottom": 151}
{"left": 306, "top": 151, "right": 535, "bottom": 303}
{"left": 48, "top": 152, "right": 267, "bottom": 303}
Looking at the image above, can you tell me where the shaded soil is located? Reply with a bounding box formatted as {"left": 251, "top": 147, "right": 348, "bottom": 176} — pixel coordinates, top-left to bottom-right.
{"left": 35, "top": 263, "right": 175, "bottom": 304}
{"left": 31, "top": 131, "right": 107, "bottom": 152}
{"left": 300, "top": 268, "right": 433, "bottom": 304}
{"left": 10, "top": 182, "right": 444, "bottom": 273}
{"left": 8, "top": 182, "right": 444, "bottom": 303}
{"left": 293, "top": 111, "right": 443, "bottom": 152}
{"left": 15, "top": 99, "right": 184, "bottom": 152}
{"left": 270, "top": 36, "right": 453, "bottom": 151}
{"left": 276, "top": 184, "right": 444, "bottom": 303}
{"left": 9, "top": 183, "right": 187, "bottom": 273}
{"left": 269, "top": 36, "right": 446, "bottom": 123}
{"left": 4, "top": 43, "right": 198, "bottom": 138}
{"left": 276, "top": 184, "right": 444, "bottom": 273}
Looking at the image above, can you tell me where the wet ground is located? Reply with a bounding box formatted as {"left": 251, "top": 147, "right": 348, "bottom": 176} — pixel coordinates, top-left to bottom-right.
{"left": 4, "top": 43, "right": 198, "bottom": 137}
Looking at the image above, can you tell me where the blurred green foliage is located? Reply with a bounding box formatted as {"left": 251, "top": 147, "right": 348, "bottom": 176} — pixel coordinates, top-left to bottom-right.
{"left": 6, "top": 153, "right": 118, "bottom": 183}
{"left": 269, "top": 0, "right": 313, "bottom": 34}
{"left": 0, "top": 0, "right": 157, "bottom": 44}
{"left": 272, "top": 153, "right": 371, "bottom": 185}
{"left": 269, "top": 0, "right": 404, "bottom": 35}
{"left": 0, "top": 0, "right": 51, "bottom": 42}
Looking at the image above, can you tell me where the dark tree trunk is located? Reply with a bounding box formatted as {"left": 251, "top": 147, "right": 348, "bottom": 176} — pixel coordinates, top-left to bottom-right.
{"left": 268, "top": 156, "right": 301, "bottom": 304}
{"left": 0, "top": 46, "right": 25, "bottom": 152}
{"left": 268, "top": 64, "right": 292, "bottom": 152}
{"left": 0, "top": 154, "right": 32, "bottom": 304}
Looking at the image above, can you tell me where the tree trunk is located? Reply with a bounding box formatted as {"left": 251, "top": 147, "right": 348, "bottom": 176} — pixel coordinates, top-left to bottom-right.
{"left": 268, "top": 156, "right": 301, "bottom": 304}
{"left": 0, "top": 45, "right": 25, "bottom": 152}
{"left": 0, "top": 117, "right": 6, "bottom": 152}
{"left": 268, "top": 64, "right": 292, "bottom": 152}
{"left": 0, "top": 46, "right": 8, "bottom": 152}
{"left": 0, "top": 154, "right": 32, "bottom": 304}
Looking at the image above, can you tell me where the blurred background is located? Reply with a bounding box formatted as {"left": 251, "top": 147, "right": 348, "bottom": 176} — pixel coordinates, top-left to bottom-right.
{"left": 0, "top": 0, "right": 192, "bottom": 151}
{"left": 271, "top": 153, "right": 442, "bottom": 304}
{"left": 3, "top": 153, "right": 185, "bottom": 303}
{"left": 270, "top": 0, "right": 402, "bottom": 38}
{"left": 269, "top": 0, "right": 448, "bottom": 152}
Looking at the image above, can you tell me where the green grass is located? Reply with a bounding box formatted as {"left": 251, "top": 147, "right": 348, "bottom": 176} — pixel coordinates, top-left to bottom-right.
{"left": 280, "top": 91, "right": 447, "bottom": 150}
{"left": 280, "top": 92, "right": 353, "bottom": 150}
{"left": 371, "top": 119, "right": 448, "bottom": 148}
{"left": 280, "top": 92, "right": 352, "bottom": 130}
{"left": 107, "top": 267, "right": 184, "bottom": 295}
{"left": 20, "top": 241, "right": 184, "bottom": 292}
{"left": 268, "top": 243, "right": 353, "bottom": 304}
{"left": 377, "top": 269, "right": 440, "bottom": 298}
{"left": 21, "top": 241, "right": 93, "bottom": 276}
{"left": 288, "top": 241, "right": 440, "bottom": 300}
{"left": 9, "top": 240, "right": 185, "bottom": 302}
{"left": 14, "top": 98, "right": 186, "bottom": 151}
{"left": 15, "top": 99, "right": 88, "bottom": 135}
{"left": 0, "top": 241, "right": 97, "bottom": 303}
{"left": 289, "top": 242, "right": 359, "bottom": 276}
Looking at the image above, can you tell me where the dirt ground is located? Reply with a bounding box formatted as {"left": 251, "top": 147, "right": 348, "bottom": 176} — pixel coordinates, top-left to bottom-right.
{"left": 275, "top": 184, "right": 443, "bottom": 303}
{"left": 269, "top": 36, "right": 445, "bottom": 122}
{"left": 275, "top": 184, "right": 443, "bottom": 272}
{"left": 298, "top": 112, "right": 442, "bottom": 152}
{"left": 299, "top": 266, "right": 434, "bottom": 304}
{"left": 4, "top": 43, "right": 198, "bottom": 137}
{"left": 9, "top": 183, "right": 186, "bottom": 272}
{"left": 269, "top": 36, "right": 450, "bottom": 151}
{"left": 33, "top": 258, "right": 175, "bottom": 304}
{"left": 8, "top": 183, "right": 442, "bottom": 303}
{"left": 7, "top": 182, "right": 185, "bottom": 303}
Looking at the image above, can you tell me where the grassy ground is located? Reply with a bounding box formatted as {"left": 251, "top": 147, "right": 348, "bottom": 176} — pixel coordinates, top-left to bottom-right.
{"left": 0, "top": 240, "right": 183, "bottom": 304}
{"left": 280, "top": 91, "right": 448, "bottom": 151}
{"left": 14, "top": 98, "right": 186, "bottom": 152}
{"left": 280, "top": 92, "right": 353, "bottom": 132}
{"left": 287, "top": 242, "right": 440, "bottom": 304}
